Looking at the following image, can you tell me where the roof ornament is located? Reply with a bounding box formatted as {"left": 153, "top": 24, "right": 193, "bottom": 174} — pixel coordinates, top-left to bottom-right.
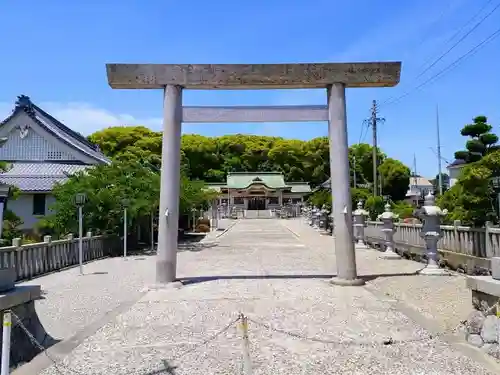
{"left": 252, "top": 177, "right": 262, "bottom": 182}
{"left": 15, "top": 95, "right": 35, "bottom": 115}
{"left": 19, "top": 124, "right": 30, "bottom": 139}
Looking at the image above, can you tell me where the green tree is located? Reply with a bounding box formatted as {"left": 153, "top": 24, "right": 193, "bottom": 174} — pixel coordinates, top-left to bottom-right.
{"left": 454, "top": 116, "right": 499, "bottom": 163}
{"left": 44, "top": 160, "right": 216, "bottom": 236}
{"left": 365, "top": 196, "right": 385, "bottom": 220}
{"left": 378, "top": 158, "right": 411, "bottom": 201}
{"left": 438, "top": 150, "right": 500, "bottom": 226}
{"left": 349, "top": 143, "right": 386, "bottom": 188}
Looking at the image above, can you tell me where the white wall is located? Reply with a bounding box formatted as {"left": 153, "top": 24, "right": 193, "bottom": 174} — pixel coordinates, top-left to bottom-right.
{"left": 448, "top": 167, "right": 463, "bottom": 188}
{"left": 7, "top": 193, "right": 56, "bottom": 230}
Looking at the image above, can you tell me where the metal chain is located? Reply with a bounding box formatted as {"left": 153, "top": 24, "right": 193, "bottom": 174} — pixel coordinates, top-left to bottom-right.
{"left": 11, "top": 311, "right": 86, "bottom": 375}
{"left": 167, "top": 316, "right": 241, "bottom": 362}
{"left": 246, "top": 316, "right": 465, "bottom": 347}
{"left": 11, "top": 310, "right": 241, "bottom": 375}
{"left": 132, "top": 316, "right": 241, "bottom": 375}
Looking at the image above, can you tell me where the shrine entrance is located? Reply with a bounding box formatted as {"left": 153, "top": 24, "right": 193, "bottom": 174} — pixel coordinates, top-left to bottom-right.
{"left": 248, "top": 197, "right": 266, "bottom": 210}
{"left": 106, "top": 62, "right": 401, "bottom": 287}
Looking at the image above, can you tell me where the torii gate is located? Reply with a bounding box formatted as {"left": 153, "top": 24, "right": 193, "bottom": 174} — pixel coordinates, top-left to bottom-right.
{"left": 106, "top": 62, "right": 402, "bottom": 287}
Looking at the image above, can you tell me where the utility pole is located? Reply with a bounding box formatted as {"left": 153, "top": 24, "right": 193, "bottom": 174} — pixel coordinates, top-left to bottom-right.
{"left": 370, "top": 100, "right": 385, "bottom": 196}
{"left": 436, "top": 104, "right": 443, "bottom": 195}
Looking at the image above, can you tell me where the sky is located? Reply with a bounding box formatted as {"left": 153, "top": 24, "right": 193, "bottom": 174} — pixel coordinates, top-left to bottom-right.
{"left": 1, "top": 0, "right": 499, "bottom": 178}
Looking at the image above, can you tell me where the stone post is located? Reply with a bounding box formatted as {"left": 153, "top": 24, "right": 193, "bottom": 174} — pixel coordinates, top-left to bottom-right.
{"left": 414, "top": 192, "right": 449, "bottom": 275}
{"left": 327, "top": 84, "right": 363, "bottom": 286}
{"left": 378, "top": 203, "right": 400, "bottom": 259}
{"left": 353, "top": 201, "right": 369, "bottom": 249}
{"left": 156, "top": 85, "right": 183, "bottom": 284}
{"left": 43, "top": 235, "right": 52, "bottom": 243}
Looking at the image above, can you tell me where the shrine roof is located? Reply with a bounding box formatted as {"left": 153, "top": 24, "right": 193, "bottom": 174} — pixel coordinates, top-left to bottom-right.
{"left": 0, "top": 95, "right": 110, "bottom": 164}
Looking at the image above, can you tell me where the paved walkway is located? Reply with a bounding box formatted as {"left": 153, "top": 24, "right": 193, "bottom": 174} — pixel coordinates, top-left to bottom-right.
{"left": 15, "top": 219, "right": 500, "bottom": 375}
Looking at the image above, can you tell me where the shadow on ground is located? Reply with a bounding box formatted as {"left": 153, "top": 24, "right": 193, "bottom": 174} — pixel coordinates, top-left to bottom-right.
{"left": 125, "top": 233, "right": 218, "bottom": 256}
{"left": 177, "top": 271, "right": 423, "bottom": 286}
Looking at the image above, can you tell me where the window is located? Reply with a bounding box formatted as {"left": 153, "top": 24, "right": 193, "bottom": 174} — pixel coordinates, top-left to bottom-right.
{"left": 233, "top": 197, "right": 244, "bottom": 205}
{"left": 268, "top": 197, "right": 279, "bottom": 205}
{"left": 33, "top": 194, "right": 46, "bottom": 215}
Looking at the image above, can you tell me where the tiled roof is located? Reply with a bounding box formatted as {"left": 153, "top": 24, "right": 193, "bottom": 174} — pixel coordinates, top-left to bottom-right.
{"left": 286, "top": 182, "right": 312, "bottom": 193}
{"left": 0, "top": 95, "right": 110, "bottom": 164}
{"left": 447, "top": 159, "right": 467, "bottom": 168}
{"left": 227, "top": 172, "right": 287, "bottom": 189}
{"left": 0, "top": 163, "right": 90, "bottom": 191}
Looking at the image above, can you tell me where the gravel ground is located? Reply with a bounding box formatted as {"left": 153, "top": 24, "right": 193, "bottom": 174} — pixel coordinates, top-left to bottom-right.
{"left": 32, "top": 219, "right": 498, "bottom": 375}
{"left": 17, "top": 221, "right": 233, "bottom": 341}
{"left": 281, "top": 219, "right": 472, "bottom": 332}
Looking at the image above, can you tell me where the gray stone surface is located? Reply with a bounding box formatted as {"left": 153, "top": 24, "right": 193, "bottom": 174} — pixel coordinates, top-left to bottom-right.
{"left": 481, "top": 315, "right": 499, "bottom": 343}
{"left": 27, "top": 219, "right": 499, "bottom": 374}
{"left": 467, "top": 276, "right": 500, "bottom": 298}
{"left": 467, "top": 333, "right": 484, "bottom": 347}
{"left": 0, "top": 267, "right": 16, "bottom": 292}
{"left": 492, "top": 257, "right": 500, "bottom": 280}
{"left": 467, "top": 310, "right": 486, "bottom": 334}
{"left": 106, "top": 62, "right": 402, "bottom": 89}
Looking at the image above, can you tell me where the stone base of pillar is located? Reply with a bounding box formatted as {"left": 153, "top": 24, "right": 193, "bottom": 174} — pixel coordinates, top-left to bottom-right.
{"left": 329, "top": 277, "right": 366, "bottom": 287}
{"left": 418, "top": 264, "right": 450, "bottom": 276}
{"left": 379, "top": 250, "right": 401, "bottom": 259}
{"left": 355, "top": 241, "right": 369, "bottom": 250}
{"left": 141, "top": 281, "right": 184, "bottom": 292}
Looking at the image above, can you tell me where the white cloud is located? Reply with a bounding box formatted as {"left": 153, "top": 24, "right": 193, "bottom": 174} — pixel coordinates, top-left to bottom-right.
{"left": 0, "top": 101, "right": 163, "bottom": 135}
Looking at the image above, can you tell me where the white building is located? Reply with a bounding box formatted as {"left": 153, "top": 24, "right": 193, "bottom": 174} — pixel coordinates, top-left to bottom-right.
{"left": 0, "top": 95, "right": 110, "bottom": 231}
{"left": 447, "top": 159, "right": 467, "bottom": 188}
{"left": 405, "top": 175, "right": 434, "bottom": 206}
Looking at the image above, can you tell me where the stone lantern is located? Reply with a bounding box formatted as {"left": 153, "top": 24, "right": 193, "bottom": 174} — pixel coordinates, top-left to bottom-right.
{"left": 413, "top": 192, "right": 449, "bottom": 275}
{"left": 313, "top": 208, "right": 322, "bottom": 230}
{"left": 328, "top": 212, "right": 335, "bottom": 235}
{"left": 377, "top": 203, "right": 401, "bottom": 259}
{"left": 319, "top": 205, "right": 329, "bottom": 231}
{"left": 353, "top": 201, "right": 369, "bottom": 249}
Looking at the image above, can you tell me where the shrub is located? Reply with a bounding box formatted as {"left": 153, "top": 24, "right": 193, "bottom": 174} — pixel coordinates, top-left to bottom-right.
{"left": 196, "top": 224, "right": 210, "bottom": 233}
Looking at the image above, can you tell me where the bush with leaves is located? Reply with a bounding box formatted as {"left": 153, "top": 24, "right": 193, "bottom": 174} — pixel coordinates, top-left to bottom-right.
{"left": 1, "top": 209, "right": 23, "bottom": 245}
{"left": 44, "top": 160, "right": 217, "bottom": 236}
{"left": 438, "top": 150, "right": 500, "bottom": 226}
{"left": 365, "top": 196, "right": 385, "bottom": 220}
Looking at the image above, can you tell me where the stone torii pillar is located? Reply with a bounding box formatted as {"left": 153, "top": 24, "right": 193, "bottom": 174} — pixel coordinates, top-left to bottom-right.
{"left": 106, "top": 62, "right": 402, "bottom": 285}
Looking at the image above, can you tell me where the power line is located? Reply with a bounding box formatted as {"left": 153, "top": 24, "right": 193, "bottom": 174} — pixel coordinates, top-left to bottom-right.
{"left": 381, "top": 25, "right": 500, "bottom": 108}
{"left": 414, "top": 0, "right": 500, "bottom": 80}
{"left": 358, "top": 119, "right": 370, "bottom": 144}
{"left": 381, "top": 0, "right": 499, "bottom": 107}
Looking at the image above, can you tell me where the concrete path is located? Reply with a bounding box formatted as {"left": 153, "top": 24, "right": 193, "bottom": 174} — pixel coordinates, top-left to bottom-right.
{"left": 16, "top": 219, "right": 500, "bottom": 375}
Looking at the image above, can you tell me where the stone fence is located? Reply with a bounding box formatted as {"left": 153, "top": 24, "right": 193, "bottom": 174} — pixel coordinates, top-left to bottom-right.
{"left": 364, "top": 221, "right": 500, "bottom": 274}
{"left": 1, "top": 233, "right": 119, "bottom": 282}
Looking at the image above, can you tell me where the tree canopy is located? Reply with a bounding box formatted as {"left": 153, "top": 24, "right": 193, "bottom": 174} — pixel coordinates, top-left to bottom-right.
{"left": 454, "top": 116, "right": 499, "bottom": 163}
{"left": 88, "top": 127, "right": 410, "bottom": 195}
